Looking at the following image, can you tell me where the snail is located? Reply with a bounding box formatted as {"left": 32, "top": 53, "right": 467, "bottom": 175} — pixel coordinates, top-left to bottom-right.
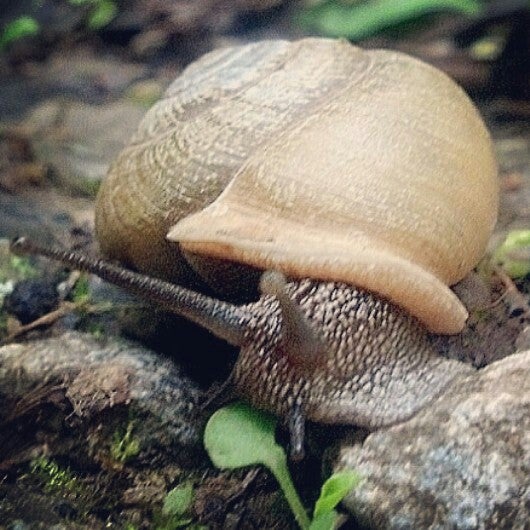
{"left": 11, "top": 38, "right": 498, "bottom": 457}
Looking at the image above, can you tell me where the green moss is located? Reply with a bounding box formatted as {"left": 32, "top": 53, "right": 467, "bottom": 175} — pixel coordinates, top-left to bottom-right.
{"left": 86, "top": 321, "right": 105, "bottom": 338}
{"left": 30, "top": 456, "right": 80, "bottom": 495}
{"left": 0, "top": 254, "right": 38, "bottom": 284}
{"left": 111, "top": 421, "right": 141, "bottom": 463}
{"left": 72, "top": 274, "right": 91, "bottom": 305}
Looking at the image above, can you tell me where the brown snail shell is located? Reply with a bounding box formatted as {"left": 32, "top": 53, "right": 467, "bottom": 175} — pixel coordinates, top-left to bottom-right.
{"left": 95, "top": 38, "right": 498, "bottom": 335}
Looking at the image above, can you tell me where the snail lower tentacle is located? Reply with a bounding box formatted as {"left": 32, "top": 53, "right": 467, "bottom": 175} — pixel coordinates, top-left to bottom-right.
{"left": 260, "top": 270, "right": 327, "bottom": 372}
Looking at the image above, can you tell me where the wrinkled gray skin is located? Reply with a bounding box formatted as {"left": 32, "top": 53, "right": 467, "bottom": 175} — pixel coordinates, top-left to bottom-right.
{"left": 235, "top": 279, "right": 471, "bottom": 428}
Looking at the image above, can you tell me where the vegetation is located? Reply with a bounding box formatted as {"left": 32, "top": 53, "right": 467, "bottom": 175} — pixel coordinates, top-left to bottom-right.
{"left": 204, "top": 402, "right": 360, "bottom": 529}
{"left": 0, "top": 16, "right": 40, "bottom": 50}
{"left": 493, "top": 229, "right": 530, "bottom": 278}
{"left": 29, "top": 456, "right": 81, "bottom": 495}
{"left": 152, "top": 483, "right": 202, "bottom": 530}
{"left": 0, "top": 254, "right": 38, "bottom": 283}
{"left": 0, "top": 0, "right": 117, "bottom": 50}
{"left": 297, "top": 0, "right": 483, "bottom": 40}
{"left": 110, "top": 421, "right": 141, "bottom": 464}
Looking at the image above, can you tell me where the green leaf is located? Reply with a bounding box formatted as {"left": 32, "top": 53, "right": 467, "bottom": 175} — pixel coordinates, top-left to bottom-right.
{"left": 297, "top": 0, "right": 482, "bottom": 40}
{"left": 204, "top": 402, "right": 281, "bottom": 469}
{"left": 313, "top": 471, "right": 361, "bottom": 519}
{"left": 309, "top": 510, "right": 339, "bottom": 530}
{"left": 0, "top": 16, "right": 40, "bottom": 49}
{"left": 88, "top": 0, "right": 117, "bottom": 29}
{"left": 204, "top": 402, "right": 311, "bottom": 529}
{"left": 492, "top": 230, "right": 530, "bottom": 278}
{"left": 163, "top": 484, "right": 193, "bottom": 517}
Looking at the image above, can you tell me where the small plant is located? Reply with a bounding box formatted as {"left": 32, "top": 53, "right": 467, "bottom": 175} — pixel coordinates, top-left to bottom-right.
{"left": 30, "top": 456, "right": 80, "bottom": 494}
{"left": 0, "top": 0, "right": 117, "bottom": 50}
{"left": 311, "top": 471, "right": 361, "bottom": 529}
{"left": 204, "top": 402, "right": 360, "bottom": 530}
{"left": 297, "top": 0, "right": 482, "bottom": 40}
{"left": 71, "top": 274, "right": 91, "bottom": 305}
{"left": 86, "top": 0, "right": 118, "bottom": 31}
{"left": 110, "top": 421, "right": 140, "bottom": 463}
{"left": 153, "top": 483, "right": 208, "bottom": 530}
{"left": 492, "top": 230, "right": 530, "bottom": 279}
{"left": 157, "top": 483, "right": 193, "bottom": 529}
{"left": 60, "top": 0, "right": 118, "bottom": 29}
{"left": 163, "top": 484, "right": 193, "bottom": 520}
{"left": 0, "top": 16, "right": 40, "bottom": 49}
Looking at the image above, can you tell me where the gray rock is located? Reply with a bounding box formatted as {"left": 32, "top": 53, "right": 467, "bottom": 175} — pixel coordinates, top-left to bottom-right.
{"left": 28, "top": 100, "right": 147, "bottom": 195}
{"left": 0, "top": 331, "right": 202, "bottom": 449}
{"left": 338, "top": 351, "right": 530, "bottom": 530}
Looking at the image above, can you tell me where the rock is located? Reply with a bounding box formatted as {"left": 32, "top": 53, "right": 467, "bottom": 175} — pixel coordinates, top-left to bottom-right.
{"left": 0, "top": 52, "right": 149, "bottom": 120}
{"left": 0, "top": 331, "right": 203, "bottom": 454}
{"left": 337, "top": 351, "right": 530, "bottom": 530}
{"left": 3, "top": 278, "right": 59, "bottom": 324}
{"left": 29, "top": 99, "right": 147, "bottom": 195}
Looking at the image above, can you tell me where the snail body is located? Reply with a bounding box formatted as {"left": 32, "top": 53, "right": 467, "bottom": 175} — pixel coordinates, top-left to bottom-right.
{"left": 236, "top": 277, "right": 467, "bottom": 429}
{"left": 14, "top": 39, "right": 498, "bottom": 446}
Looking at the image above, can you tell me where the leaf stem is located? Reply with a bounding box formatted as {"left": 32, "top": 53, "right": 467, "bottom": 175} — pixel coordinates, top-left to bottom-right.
{"left": 268, "top": 452, "right": 311, "bottom": 530}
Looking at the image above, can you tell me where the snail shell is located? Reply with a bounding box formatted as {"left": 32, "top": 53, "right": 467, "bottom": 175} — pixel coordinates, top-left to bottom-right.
{"left": 95, "top": 38, "right": 498, "bottom": 335}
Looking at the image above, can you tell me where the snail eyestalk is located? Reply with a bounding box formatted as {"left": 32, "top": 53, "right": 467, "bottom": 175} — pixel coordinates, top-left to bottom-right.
{"left": 10, "top": 237, "right": 249, "bottom": 347}
{"left": 260, "top": 270, "right": 327, "bottom": 371}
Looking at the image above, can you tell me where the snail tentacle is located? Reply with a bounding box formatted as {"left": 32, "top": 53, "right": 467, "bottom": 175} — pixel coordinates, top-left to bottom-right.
{"left": 287, "top": 400, "right": 306, "bottom": 461}
{"left": 260, "top": 270, "right": 327, "bottom": 372}
{"left": 10, "top": 237, "right": 250, "bottom": 347}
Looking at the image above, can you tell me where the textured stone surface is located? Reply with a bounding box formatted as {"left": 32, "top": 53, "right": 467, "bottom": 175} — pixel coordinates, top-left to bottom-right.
{"left": 338, "top": 351, "right": 530, "bottom": 530}
{"left": 29, "top": 100, "right": 147, "bottom": 194}
{"left": 0, "top": 331, "right": 202, "bottom": 448}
